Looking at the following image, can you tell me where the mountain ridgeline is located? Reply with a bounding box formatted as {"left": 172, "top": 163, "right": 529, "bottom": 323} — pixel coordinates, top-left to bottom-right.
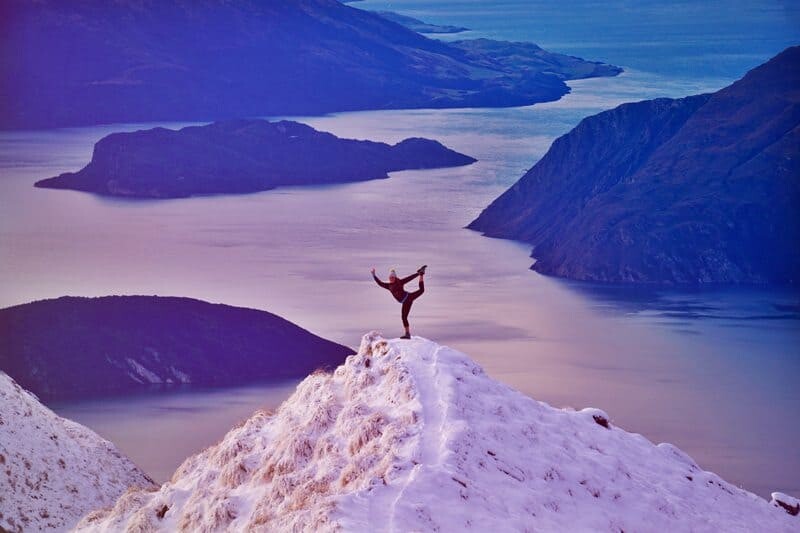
{"left": 76, "top": 334, "right": 800, "bottom": 531}
{"left": 34, "top": 119, "right": 476, "bottom": 198}
{"left": 0, "top": 0, "right": 620, "bottom": 129}
{"left": 469, "top": 46, "right": 800, "bottom": 285}
{"left": 0, "top": 296, "right": 353, "bottom": 399}
{"left": 374, "top": 11, "right": 469, "bottom": 34}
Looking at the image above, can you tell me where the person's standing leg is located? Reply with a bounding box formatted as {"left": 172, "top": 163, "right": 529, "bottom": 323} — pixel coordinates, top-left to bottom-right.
{"left": 401, "top": 298, "right": 412, "bottom": 338}
{"left": 400, "top": 276, "right": 424, "bottom": 339}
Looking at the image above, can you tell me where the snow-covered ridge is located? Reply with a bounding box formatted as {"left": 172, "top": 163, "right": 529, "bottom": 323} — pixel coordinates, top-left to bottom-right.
{"left": 0, "top": 372, "right": 154, "bottom": 532}
{"left": 77, "top": 334, "right": 798, "bottom": 532}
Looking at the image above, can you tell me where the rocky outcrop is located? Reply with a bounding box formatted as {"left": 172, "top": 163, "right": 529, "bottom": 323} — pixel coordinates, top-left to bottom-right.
{"left": 0, "top": 296, "right": 353, "bottom": 399}
{"left": 34, "top": 119, "right": 476, "bottom": 198}
{"left": 469, "top": 46, "right": 800, "bottom": 284}
{"left": 772, "top": 493, "right": 800, "bottom": 516}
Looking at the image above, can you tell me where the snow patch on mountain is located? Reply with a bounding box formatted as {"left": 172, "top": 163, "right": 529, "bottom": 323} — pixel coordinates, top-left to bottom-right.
{"left": 0, "top": 372, "right": 154, "bottom": 532}
{"left": 170, "top": 366, "right": 192, "bottom": 384}
{"left": 125, "top": 358, "right": 162, "bottom": 384}
{"left": 76, "top": 334, "right": 797, "bottom": 532}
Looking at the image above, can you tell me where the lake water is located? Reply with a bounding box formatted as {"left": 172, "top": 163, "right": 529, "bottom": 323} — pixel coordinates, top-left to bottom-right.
{"left": 3, "top": 0, "right": 799, "bottom": 499}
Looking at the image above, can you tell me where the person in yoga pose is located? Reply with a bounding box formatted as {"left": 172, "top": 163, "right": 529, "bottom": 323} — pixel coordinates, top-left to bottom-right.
{"left": 371, "top": 265, "right": 427, "bottom": 339}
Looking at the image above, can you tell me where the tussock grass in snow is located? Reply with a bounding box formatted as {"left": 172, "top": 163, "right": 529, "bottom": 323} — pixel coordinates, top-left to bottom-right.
{"left": 75, "top": 333, "right": 798, "bottom": 532}
{"left": 0, "top": 372, "right": 154, "bottom": 532}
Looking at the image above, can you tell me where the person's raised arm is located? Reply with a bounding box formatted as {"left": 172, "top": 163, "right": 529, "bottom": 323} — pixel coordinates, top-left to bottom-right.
{"left": 371, "top": 267, "right": 390, "bottom": 289}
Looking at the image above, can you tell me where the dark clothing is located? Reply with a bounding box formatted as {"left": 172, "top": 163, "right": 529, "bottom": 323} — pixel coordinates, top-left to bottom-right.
{"left": 373, "top": 272, "right": 425, "bottom": 328}
{"left": 373, "top": 272, "right": 420, "bottom": 303}
{"left": 401, "top": 280, "right": 424, "bottom": 328}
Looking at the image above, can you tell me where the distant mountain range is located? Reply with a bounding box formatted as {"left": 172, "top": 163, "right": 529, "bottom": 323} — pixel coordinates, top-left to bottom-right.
{"left": 0, "top": 0, "right": 620, "bottom": 129}
{"left": 469, "top": 46, "right": 800, "bottom": 285}
{"left": 0, "top": 296, "right": 353, "bottom": 399}
{"left": 374, "top": 11, "right": 469, "bottom": 34}
{"left": 34, "top": 119, "right": 475, "bottom": 198}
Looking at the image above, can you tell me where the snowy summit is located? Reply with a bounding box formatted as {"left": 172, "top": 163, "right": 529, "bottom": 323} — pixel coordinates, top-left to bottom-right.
{"left": 0, "top": 372, "right": 154, "bottom": 532}
{"left": 78, "top": 334, "right": 798, "bottom": 532}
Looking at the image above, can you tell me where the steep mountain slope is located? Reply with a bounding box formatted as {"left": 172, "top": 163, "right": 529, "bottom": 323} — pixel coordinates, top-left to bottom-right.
{"left": 34, "top": 119, "right": 476, "bottom": 198}
{"left": 0, "top": 296, "right": 352, "bottom": 400}
{"left": 77, "top": 333, "right": 798, "bottom": 532}
{"left": 0, "top": 372, "right": 154, "bottom": 532}
{"left": 469, "top": 46, "right": 800, "bottom": 284}
{"left": 0, "top": 0, "right": 620, "bottom": 130}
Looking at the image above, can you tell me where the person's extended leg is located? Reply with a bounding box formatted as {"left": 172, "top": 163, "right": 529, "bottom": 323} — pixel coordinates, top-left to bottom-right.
{"left": 409, "top": 276, "right": 424, "bottom": 299}
{"left": 400, "top": 276, "right": 424, "bottom": 339}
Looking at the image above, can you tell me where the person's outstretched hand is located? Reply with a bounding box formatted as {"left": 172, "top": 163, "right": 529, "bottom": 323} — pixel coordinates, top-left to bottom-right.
{"left": 370, "top": 267, "right": 376, "bottom": 274}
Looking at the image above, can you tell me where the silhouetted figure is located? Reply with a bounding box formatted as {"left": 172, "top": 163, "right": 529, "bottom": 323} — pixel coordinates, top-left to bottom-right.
{"left": 372, "top": 265, "right": 427, "bottom": 339}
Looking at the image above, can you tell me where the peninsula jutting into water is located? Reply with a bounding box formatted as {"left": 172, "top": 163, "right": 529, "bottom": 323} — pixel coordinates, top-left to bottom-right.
{"left": 1, "top": 0, "right": 621, "bottom": 130}
{"left": 470, "top": 47, "right": 800, "bottom": 285}
{"left": 0, "top": 296, "right": 353, "bottom": 399}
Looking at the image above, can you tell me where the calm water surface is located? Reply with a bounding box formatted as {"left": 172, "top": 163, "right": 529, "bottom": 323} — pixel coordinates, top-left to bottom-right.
{"left": 3, "top": 0, "right": 799, "bottom": 498}
{"left": 52, "top": 382, "right": 300, "bottom": 483}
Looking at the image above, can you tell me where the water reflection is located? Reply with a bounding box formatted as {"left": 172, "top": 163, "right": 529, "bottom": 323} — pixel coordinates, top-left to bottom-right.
{"left": 564, "top": 281, "right": 800, "bottom": 322}
{"left": 52, "top": 380, "right": 300, "bottom": 483}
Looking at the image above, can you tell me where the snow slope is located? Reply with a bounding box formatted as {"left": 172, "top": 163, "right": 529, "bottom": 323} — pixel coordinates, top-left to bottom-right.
{"left": 77, "top": 333, "right": 798, "bottom": 532}
{"left": 0, "top": 372, "right": 154, "bottom": 532}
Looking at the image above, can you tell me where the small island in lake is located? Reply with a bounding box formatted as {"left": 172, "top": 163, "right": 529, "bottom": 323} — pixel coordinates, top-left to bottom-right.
{"left": 35, "top": 119, "right": 477, "bottom": 199}
{"left": 469, "top": 46, "right": 800, "bottom": 285}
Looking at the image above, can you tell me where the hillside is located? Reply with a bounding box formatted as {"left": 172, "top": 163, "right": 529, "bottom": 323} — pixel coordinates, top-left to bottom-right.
{"left": 77, "top": 333, "right": 798, "bottom": 531}
{"left": 0, "top": 371, "right": 154, "bottom": 532}
{"left": 0, "top": 296, "right": 352, "bottom": 400}
{"left": 469, "top": 46, "right": 800, "bottom": 284}
{"left": 0, "top": 0, "right": 620, "bottom": 130}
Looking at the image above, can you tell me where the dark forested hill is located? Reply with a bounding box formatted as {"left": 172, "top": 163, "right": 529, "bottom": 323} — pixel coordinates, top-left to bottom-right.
{"left": 0, "top": 296, "right": 353, "bottom": 399}
{"left": 469, "top": 47, "right": 800, "bottom": 284}
{"left": 35, "top": 119, "right": 476, "bottom": 198}
{"left": 0, "top": 0, "right": 620, "bottom": 129}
